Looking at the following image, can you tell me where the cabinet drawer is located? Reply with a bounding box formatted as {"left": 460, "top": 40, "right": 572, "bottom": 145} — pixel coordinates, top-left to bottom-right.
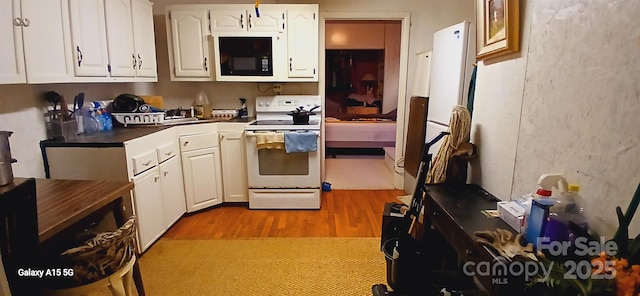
{"left": 132, "top": 150, "right": 158, "bottom": 175}
{"left": 157, "top": 141, "right": 179, "bottom": 163}
{"left": 179, "top": 133, "right": 217, "bottom": 152}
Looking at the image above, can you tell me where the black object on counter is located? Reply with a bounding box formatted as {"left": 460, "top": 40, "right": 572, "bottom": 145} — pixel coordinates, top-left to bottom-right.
{"left": 113, "top": 94, "right": 146, "bottom": 113}
{"left": 238, "top": 98, "right": 248, "bottom": 118}
{"left": 287, "top": 105, "right": 319, "bottom": 124}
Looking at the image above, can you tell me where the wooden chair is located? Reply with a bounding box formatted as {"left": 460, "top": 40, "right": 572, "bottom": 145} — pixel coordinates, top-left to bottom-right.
{"left": 43, "top": 216, "right": 138, "bottom": 296}
{"left": 0, "top": 178, "right": 40, "bottom": 295}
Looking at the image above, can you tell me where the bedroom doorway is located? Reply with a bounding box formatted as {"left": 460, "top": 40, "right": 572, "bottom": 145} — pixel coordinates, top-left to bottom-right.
{"left": 320, "top": 13, "right": 410, "bottom": 190}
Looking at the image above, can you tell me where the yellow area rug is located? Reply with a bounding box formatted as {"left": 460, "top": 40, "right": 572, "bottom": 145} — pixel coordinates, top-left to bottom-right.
{"left": 137, "top": 238, "right": 387, "bottom": 295}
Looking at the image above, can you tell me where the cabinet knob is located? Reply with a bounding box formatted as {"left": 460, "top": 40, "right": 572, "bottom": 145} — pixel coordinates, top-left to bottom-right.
{"left": 138, "top": 54, "right": 142, "bottom": 69}
{"left": 240, "top": 14, "right": 244, "bottom": 29}
{"left": 183, "top": 141, "right": 189, "bottom": 146}
{"left": 132, "top": 53, "right": 137, "bottom": 69}
{"left": 164, "top": 171, "right": 168, "bottom": 177}
{"left": 21, "top": 18, "right": 30, "bottom": 27}
{"left": 143, "top": 160, "right": 151, "bottom": 166}
{"left": 164, "top": 151, "right": 173, "bottom": 156}
{"left": 14, "top": 17, "right": 22, "bottom": 26}
{"left": 204, "top": 57, "right": 208, "bottom": 71}
{"left": 154, "top": 176, "right": 159, "bottom": 182}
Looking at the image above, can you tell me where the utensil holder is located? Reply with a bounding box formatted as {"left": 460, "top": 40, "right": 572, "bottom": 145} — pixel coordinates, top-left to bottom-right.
{"left": 47, "top": 118, "right": 77, "bottom": 140}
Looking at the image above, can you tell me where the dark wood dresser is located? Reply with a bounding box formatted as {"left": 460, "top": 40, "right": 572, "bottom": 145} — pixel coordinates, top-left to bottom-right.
{"left": 423, "top": 184, "right": 524, "bottom": 295}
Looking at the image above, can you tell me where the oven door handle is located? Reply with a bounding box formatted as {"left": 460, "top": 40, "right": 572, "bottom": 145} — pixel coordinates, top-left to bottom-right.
{"left": 245, "top": 130, "right": 320, "bottom": 137}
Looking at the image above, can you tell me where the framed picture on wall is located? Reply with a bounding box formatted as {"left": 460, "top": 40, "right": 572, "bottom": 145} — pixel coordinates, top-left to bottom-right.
{"left": 476, "top": 0, "right": 520, "bottom": 60}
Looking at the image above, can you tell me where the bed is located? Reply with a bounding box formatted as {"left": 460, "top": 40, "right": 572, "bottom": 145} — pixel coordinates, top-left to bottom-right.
{"left": 325, "top": 119, "right": 396, "bottom": 148}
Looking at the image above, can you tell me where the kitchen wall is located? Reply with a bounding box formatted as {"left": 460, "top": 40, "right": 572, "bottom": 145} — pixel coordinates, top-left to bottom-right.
{"left": 471, "top": 0, "right": 640, "bottom": 237}
{"left": 2, "top": 0, "right": 635, "bottom": 238}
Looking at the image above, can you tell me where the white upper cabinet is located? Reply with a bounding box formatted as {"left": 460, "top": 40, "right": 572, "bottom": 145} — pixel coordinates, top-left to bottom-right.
{"left": 210, "top": 6, "right": 285, "bottom": 33}
{"left": 0, "top": 0, "right": 26, "bottom": 84}
{"left": 104, "top": 0, "right": 157, "bottom": 78}
{"left": 69, "top": 0, "right": 110, "bottom": 77}
{"left": 166, "top": 4, "right": 318, "bottom": 82}
{"left": 286, "top": 6, "right": 318, "bottom": 80}
{"left": 1, "top": 0, "right": 74, "bottom": 84}
{"left": 131, "top": 0, "right": 157, "bottom": 78}
{"left": 168, "top": 9, "right": 211, "bottom": 80}
{"left": 104, "top": 0, "right": 136, "bottom": 77}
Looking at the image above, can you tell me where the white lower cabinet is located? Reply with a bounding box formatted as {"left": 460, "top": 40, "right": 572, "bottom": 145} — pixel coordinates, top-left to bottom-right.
{"left": 159, "top": 155, "right": 186, "bottom": 227}
{"left": 132, "top": 166, "right": 165, "bottom": 252}
{"left": 219, "top": 129, "right": 248, "bottom": 202}
{"left": 180, "top": 132, "right": 223, "bottom": 212}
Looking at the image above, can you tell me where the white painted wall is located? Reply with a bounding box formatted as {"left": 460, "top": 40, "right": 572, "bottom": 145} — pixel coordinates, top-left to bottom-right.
{"left": 471, "top": 0, "right": 640, "bottom": 238}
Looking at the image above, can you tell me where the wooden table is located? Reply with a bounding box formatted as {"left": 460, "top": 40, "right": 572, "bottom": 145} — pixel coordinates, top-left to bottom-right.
{"left": 4, "top": 178, "right": 145, "bottom": 295}
{"left": 35, "top": 178, "right": 133, "bottom": 243}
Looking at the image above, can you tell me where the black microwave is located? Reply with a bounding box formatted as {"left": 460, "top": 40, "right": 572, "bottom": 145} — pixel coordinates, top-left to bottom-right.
{"left": 217, "top": 36, "right": 273, "bottom": 76}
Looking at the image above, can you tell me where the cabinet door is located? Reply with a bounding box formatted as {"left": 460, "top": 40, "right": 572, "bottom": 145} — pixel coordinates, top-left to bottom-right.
{"left": 132, "top": 167, "right": 165, "bottom": 252}
{"left": 0, "top": 0, "right": 26, "bottom": 84}
{"left": 286, "top": 8, "right": 317, "bottom": 79}
{"left": 181, "top": 147, "right": 223, "bottom": 212}
{"left": 132, "top": 0, "right": 157, "bottom": 78}
{"left": 104, "top": 0, "right": 136, "bottom": 77}
{"left": 169, "top": 9, "right": 211, "bottom": 78}
{"left": 248, "top": 8, "right": 285, "bottom": 33}
{"left": 21, "top": 0, "right": 74, "bottom": 83}
{"left": 219, "top": 131, "right": 248, "bottom": 202}
{"left": 209, "top": 9, "right": 245, "bottom": 32}
{"left": 159, "top": 156, "right": 186, "bottom": 227}
{"left": 69, "top": 0, "right": 110, "bottom": 77}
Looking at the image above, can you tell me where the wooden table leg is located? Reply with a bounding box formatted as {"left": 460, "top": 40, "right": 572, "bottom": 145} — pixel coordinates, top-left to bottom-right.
{"left": 113, "top": 198, "right": 145, "bottom": 296}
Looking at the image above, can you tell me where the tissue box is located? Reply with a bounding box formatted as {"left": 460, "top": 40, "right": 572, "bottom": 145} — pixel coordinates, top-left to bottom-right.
{"left": 497, "top": 201, "right": 525, "bottom": 233}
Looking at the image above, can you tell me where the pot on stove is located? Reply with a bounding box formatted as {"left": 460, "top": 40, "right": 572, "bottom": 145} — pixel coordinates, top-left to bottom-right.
{"left": 287, "top": 105, "right": 319, "bottom": 124}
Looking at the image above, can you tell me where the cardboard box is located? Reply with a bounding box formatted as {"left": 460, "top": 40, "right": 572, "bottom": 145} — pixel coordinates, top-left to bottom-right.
{"left": 497, "top": 201, "right": 525, "bottom": 233}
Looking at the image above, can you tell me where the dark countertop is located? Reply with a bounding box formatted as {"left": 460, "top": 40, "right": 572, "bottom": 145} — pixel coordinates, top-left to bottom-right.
{"left": 40, "top": 117, "right": 255, "bottom": 147}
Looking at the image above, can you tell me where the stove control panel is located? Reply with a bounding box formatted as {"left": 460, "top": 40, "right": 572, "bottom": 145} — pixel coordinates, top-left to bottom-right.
{"left": 256, "top": 95, "right": 321, "bottom": 113}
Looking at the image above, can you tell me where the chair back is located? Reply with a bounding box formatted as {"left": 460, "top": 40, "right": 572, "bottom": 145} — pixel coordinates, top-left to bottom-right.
{"left": 57, "top": 216, "right": 137, "bottom": 287}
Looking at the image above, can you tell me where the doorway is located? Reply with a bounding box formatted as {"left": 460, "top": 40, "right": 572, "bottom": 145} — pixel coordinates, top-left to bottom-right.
{"left": 320, "top": 13, "right": 411, "bottom": 190}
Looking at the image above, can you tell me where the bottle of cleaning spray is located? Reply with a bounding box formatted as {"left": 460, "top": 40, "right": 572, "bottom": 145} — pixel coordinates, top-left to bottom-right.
{"left": 523, "top": 174, "right": 567, "bottom": 244}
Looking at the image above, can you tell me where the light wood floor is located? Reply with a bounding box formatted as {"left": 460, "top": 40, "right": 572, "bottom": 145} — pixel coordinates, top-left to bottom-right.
{"left": 163, "top": 190, "right": 406, "bottom": 239}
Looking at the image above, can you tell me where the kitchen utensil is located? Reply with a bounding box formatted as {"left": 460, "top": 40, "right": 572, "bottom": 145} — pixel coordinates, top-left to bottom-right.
{"left": 0, "top": 131, "right": 16, "bottom": 186}
{"left": 73, "top": 92, "right": 85, "bottom": 114}
{"left": 59, "top": 95, "right": 71, "bottom": 121}
{"left": 77, "top": 92, "right": 85, "bottom": 110}
{"left": 44, "top": 91, "right": 62, "bottom": 115}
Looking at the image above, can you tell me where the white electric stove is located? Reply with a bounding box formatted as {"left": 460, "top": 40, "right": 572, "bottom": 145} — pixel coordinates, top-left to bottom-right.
{"left": 244, "top": 95, "right": 322, "bottom": 209}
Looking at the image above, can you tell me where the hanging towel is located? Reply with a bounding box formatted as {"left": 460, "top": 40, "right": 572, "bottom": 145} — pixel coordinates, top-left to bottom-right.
{"left": 284, "top": 131, "right": 317, "bottom": 153}
{"left": 255, "top": 131, "right": 284, "bottom": 150}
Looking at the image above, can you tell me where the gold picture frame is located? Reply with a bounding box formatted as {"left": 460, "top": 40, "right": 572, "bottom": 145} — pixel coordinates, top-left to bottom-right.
{"left": 476, "top": 0, "right": 520, "bottom": 60}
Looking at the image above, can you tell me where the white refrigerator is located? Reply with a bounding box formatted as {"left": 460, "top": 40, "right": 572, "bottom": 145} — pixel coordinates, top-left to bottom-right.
{"left": 425, "top": 21, "right": 476, "bottom": 156}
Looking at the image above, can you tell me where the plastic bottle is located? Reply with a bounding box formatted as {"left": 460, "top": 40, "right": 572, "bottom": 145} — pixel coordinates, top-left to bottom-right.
{"left": 523, "top": 174, "right": 567, "bottom": 245}
{"left": 82, "top": 105, "right": 100, "bottom": 134}
{"left": 193, "top": 91, "right": 209, "bottom": 119}
{"left": 545, "top": 184, "right": 588, "bottom": 243}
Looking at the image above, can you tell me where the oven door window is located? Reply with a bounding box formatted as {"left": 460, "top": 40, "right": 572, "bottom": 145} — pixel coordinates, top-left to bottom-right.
{"left": 219, "top": 37, "right": 273, "bottom": 76}
{"left": 257, "top": 149, "right": 309, "bottom": 175}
